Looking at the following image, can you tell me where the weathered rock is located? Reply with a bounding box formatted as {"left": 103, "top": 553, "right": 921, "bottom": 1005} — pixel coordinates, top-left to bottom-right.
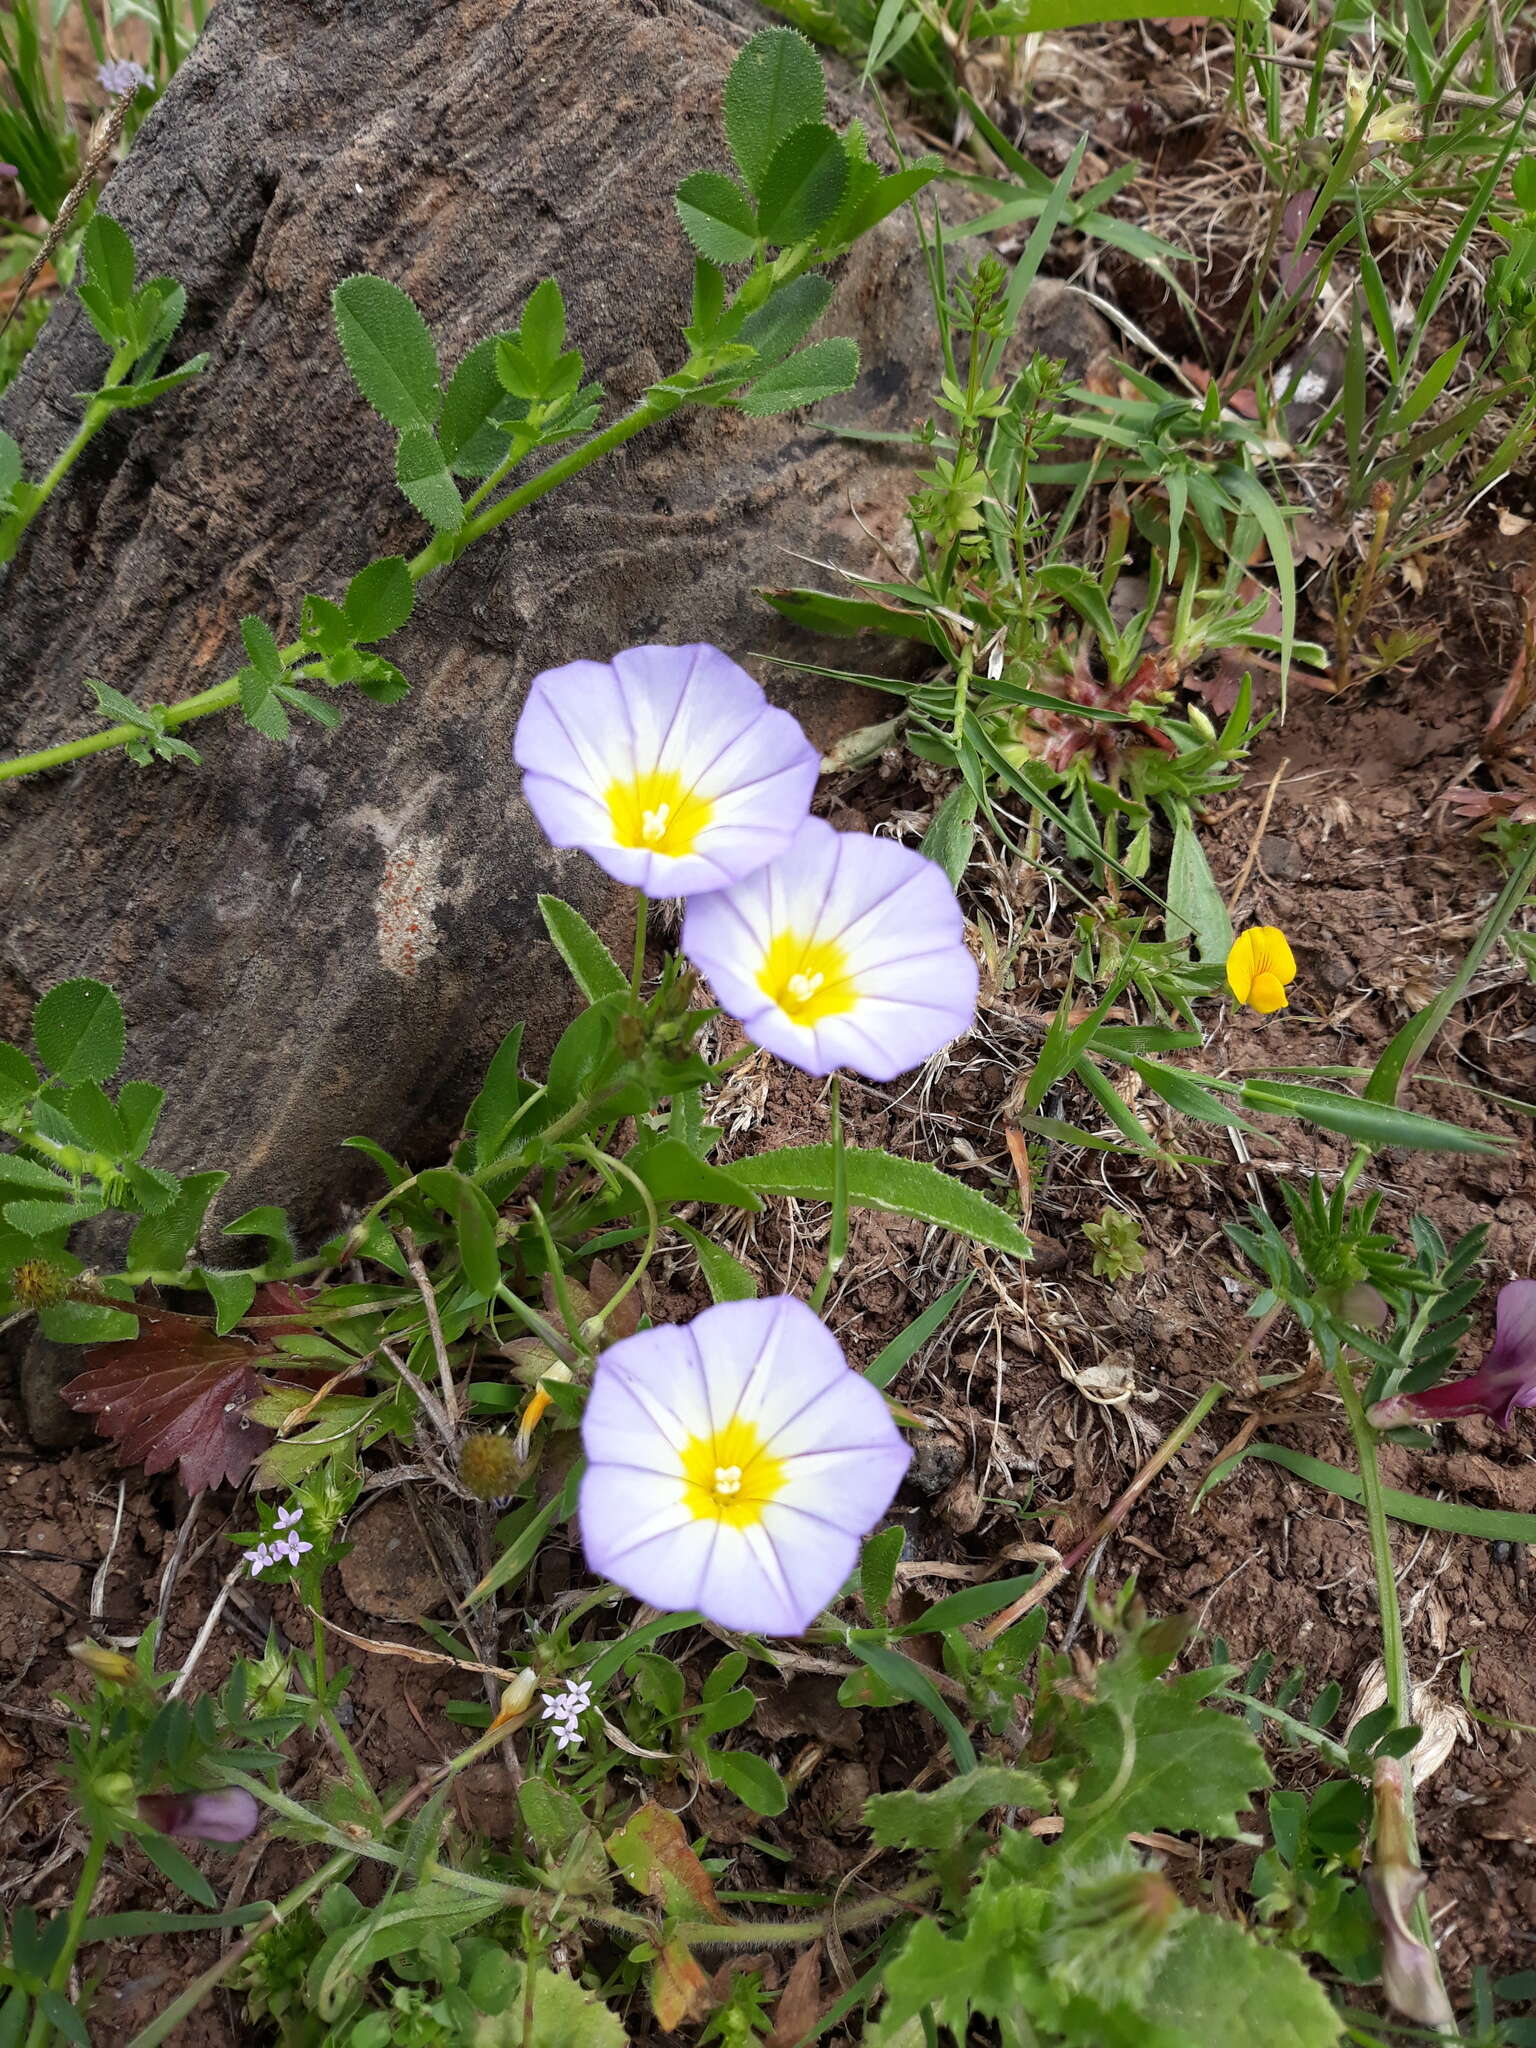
{"left": 0, "top": 0, "right": 936, "bottom": 1245}
{"left": 17, "top": 1332, "right": 93, "bottom": 1449}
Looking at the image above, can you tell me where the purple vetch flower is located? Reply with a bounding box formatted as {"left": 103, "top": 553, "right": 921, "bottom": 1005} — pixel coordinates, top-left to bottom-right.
{"left": 682, "top": 817, "right": 978, "bottom": 1080}
{"left": 579, "top": 1296, "right": 910, "bottom": 1635}
{"left": 137, "top": 1787, "right": 260, "bottom": 1843}
{"left": 1369, "top": 1279, "right": 1536, "bottom": 1431}
{"left": 512, "top": 644, "right": 818, "bottom": 897}
{"left": 96, "top": 57, "right": 152, "bottom": 96}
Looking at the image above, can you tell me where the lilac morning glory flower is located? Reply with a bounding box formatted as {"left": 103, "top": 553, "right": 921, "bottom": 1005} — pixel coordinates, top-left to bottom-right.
{"left": 513, "top": 644, "right": 819, "bottom": 898}
{"left": 137, "top": 1787, "right": 260, "bottom": 1843}
{"left": 682, "top": 817, "right": 978, "bottom": 1080}
{"left": 97, "top": 57, "right": 152, "bottom": 95}
{"left": 579, "top": 1296, "right": 910, "bottom": 1636}
{"left": 1369, "top": 1279, "right": 1536, "bottom": 1432}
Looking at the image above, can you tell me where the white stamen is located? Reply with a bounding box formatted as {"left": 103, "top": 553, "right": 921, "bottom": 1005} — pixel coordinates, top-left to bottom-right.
{"left": 713, "top": 1464, "right": 743, "bottom": 1498}
{"left": 786, "top": 971, "right": 823, "bottom": 1006}
{"left": 640, "top": 803, "right": 671, "bottom": 846}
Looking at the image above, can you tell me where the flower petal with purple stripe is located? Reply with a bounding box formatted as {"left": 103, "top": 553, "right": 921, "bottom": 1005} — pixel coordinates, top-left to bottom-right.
{"left": 681, "top": 816, "right": 978, "bottom": 1079}
{"left": 513, "top": 644, "right": 818, "bottom": 898}
{"left": 578, "top": 1296, "right": 910, "bottom": 1635}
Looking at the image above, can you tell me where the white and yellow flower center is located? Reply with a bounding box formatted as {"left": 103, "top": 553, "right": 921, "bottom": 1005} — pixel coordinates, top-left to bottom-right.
{"left": 758, "top": 931, "right": 858, "bottom": 1025}
{"left": 606, "top": 768, "right": 713, "bottom": 857}
{"left": 680, "top": 1417, "right": 785, "bottom": 1528}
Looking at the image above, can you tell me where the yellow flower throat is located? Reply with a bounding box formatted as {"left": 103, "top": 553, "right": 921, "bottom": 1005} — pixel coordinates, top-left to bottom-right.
{"left": 680, "top": 1416, "right": 785, "bottom": 1528}
{"left": 607, "top": 768, "right": 713, "bottom": 856}
{"left": 757, "top": 931, "right": 857, "bottom": 1024}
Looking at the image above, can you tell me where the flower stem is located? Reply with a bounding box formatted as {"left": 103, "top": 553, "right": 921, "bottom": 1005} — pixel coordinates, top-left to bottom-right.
{"left": 809, "top": 1074, "right": 847, "bottom": 1314}
{"left": 24, "top": 1827, "right": 108, "bottom": 2048}
{"left": 1330, "top": 1339, "right": 1455, "bottom": 2028}
{"left": 631, "top": 894, "right": 649, "bottom": 1003}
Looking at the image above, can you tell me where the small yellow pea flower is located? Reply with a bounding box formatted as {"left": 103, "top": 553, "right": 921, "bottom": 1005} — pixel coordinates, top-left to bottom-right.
{"left": 1226, "top": 926, "right": 1297, "bottom": 1014}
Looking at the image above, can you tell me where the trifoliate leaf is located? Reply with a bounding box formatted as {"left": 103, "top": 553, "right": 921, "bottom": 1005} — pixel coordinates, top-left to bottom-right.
{"left": 332, "top": 275, "right": 442, "bottom": 430}
{"left": 238, "top": 665, "right": 289, "bottom": 741}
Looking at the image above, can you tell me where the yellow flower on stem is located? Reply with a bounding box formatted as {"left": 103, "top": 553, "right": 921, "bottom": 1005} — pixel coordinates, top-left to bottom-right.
{"left": 1225, "top": 926, "right": 1296, "bottom": 1014}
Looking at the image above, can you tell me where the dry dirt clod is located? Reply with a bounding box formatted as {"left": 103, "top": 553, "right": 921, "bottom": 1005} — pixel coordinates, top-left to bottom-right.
{"left": 337, "top": 1496, "right": 449, "bottom": 1622}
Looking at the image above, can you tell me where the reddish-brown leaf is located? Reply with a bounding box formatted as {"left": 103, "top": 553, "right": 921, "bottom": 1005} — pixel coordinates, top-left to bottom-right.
{"left": 63, "top": 1312, "right": 273, "bottom": 1494}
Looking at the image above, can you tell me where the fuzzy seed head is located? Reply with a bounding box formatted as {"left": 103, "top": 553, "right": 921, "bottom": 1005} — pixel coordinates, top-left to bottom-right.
{"left": 10, "top": 1258, "right": 72, "bottom": 1309}
{"left": 460, "top": 1432, "right": 522, "bottom": 1502}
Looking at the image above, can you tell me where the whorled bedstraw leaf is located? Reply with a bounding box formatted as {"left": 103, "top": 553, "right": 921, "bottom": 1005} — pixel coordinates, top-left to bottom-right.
{"left": 738, "top": 336, "right": 859, "bottom": 414}
{"left": 724, "top": 25, "right": 825, "bottom": 192}
{"left": 395, "top": 425, "right": 464, "bottom": 533}
{"left": 675, "top": 171, "right": 759, "bottom": 266}
{"left": 755, "top": 120, "right": 848, "bottom": 244}
{"left": 332, "top": 274, "right": 442, "bottom": 431}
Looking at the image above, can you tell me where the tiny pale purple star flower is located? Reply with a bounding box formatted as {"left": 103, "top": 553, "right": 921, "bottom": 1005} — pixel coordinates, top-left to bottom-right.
{"left": 1370, "top": 1279, "right": 1536, "bottom": 1432}
{"left": 247, "top": 1543, "right": 274, "bottom": 1578}
{"left": 554, "top": 1721, "right": 584, "bottom": 1752}
{"left": 513, "top": 644, "right": 818, "bottom": 898}
{"left": 580, "top": 1296, "right": 910, "bottom": 1636}
{"left": 96, "top": 57, "right": 152, "bottom": 96}
{"left": 682, "top": 817, "right": 978, "bottom": 1080}
{"left": 272, "top": 1530, "right": 314, "bottom": 1567}
{"left": 274, "top": 1505, "right": 304, "bottom": 1531}
{"left": 138, "top": 1787, "right": 260, "bottom": 1843}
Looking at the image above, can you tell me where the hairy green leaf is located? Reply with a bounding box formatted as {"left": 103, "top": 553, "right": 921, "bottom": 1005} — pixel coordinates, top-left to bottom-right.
{"left": 724, "top": 26, "right": 826, "bottom": 192}
{"left": 333, "top": 275, "right": 442, "bottom": 431}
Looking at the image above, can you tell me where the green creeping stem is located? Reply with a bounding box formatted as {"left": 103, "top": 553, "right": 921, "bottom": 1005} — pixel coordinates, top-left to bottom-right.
{"left": 0, "top": 344, "right": 137, "bottom": 572}
{"left": 0, "top": 373, "right": 694, "bottom": 785}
